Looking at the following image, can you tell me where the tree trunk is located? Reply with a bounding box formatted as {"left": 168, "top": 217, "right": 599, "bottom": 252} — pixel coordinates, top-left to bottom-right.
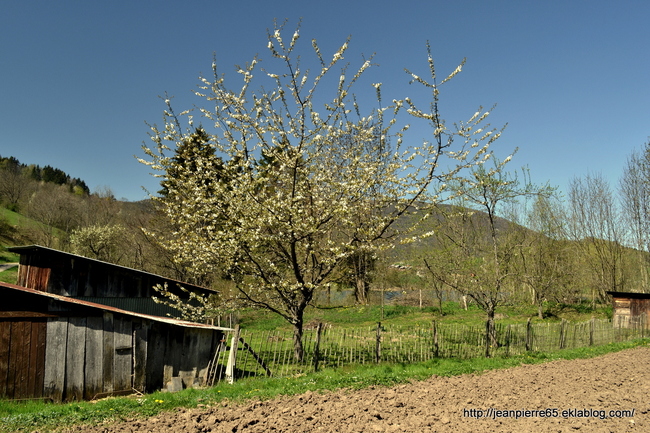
{"left": 292, "top": 319, "right": 304, "bottom": 362}
{"left": 352, "top": 251, "right": 373, "bottom": 305}
{"left": 485, "top": 309, "right": 497, "bottom": 357}
{"left": 354, "top": 277, "right": 369, "bottom": 305}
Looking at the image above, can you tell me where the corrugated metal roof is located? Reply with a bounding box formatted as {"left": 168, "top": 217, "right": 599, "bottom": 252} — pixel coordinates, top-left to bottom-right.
{"left": 75, "top": 297, "right": 181, "bottom": 317}
{"left": 0, "top": 281, "right": 233, "bottom": 331}
{"left": 8, "top": 244, "right": 218, "bottom": 295}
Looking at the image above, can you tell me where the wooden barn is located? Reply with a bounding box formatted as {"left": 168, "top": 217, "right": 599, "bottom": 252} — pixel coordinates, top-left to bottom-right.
{"left": 607, "top": 291, "right": 650, "bottom": 328}
{"left": 0, "top": 282, "right": 231, "bottom": 402}
{"left": 8, "top": 245, "right": 217, "bottom": 317}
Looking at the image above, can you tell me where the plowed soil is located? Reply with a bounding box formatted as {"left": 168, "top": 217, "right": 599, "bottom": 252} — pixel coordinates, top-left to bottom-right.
{"left": 77, "top": 347, "right": 650, "bottom": 432}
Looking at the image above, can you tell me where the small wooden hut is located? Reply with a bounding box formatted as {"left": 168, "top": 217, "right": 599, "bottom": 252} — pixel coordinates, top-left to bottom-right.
{"left": 0, "top": 282, "right": 231, "bottom": 402}
{"left": 607, "top": 291, "right": 650, "bottom": 328}
{"left": 8, "top": 245, "right": 217, "bottom": 317}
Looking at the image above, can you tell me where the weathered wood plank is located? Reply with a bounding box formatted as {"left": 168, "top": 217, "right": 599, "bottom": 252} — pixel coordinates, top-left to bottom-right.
{"left": 84, "top": 316, "right": 103, "bottom": 400}
{"left": 33, "top": 320, "right": 47, "bottom": 398}
{"left": 26, "top": 321, "right": 40, "bottom": 398}
{"left": 113, "top": 316, "right": 132, "bottom": 392}
{"left": 65, "top": 317, "right": 86, "bottom": 401}
{"left": 145, "top": 323, "right": 166, "bottom": 392}
{"left": 179, "top": 330, "right": 200, "bottom": 388}
{"left": 195, "top": 330, "right": 216, "bottom": 386}
{"left": 44, "top": 318, "right": 68, "bottom": 402}
{"left": 225, "top": 325, "right": 241, "bottom": 384}
{"left": 7, "top": 321, "right": 25, "bottom": 398}
{"left": 102, "top": 312, "right": 114, "bottom": 394}
{"left": 0, "top": 321, "right": 11, "bottom": 397}
{"left": 18, "top": 321, "right": 32, "bottom": 398}
{"left": 0, "top": 312, "right": 59, "bottom": 318}
{"left": 133, "top": 321, "right": 148, "bottom": 392}
{"left": 166, "top": 327, "right": 184, "bottom": 384}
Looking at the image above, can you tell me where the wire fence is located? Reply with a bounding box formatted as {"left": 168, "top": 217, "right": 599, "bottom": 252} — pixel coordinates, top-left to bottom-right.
{"left": 206, "top": 316, "right": 648, "bottom": 384}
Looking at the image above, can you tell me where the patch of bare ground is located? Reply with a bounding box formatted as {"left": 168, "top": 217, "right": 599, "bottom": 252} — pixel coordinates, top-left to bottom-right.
{"left": 75, "top": 347, "right": 650, "bottom": 432}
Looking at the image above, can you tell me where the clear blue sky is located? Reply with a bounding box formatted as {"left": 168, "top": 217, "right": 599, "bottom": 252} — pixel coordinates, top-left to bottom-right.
{"left": 1, "top": 0, "right": 648, "bottom": 201}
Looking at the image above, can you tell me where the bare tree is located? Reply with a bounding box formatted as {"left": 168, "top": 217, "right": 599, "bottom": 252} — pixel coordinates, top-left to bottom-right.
{"left": 24, "top": 183, "right": 82, "bottom": 247}
{"left": 567, "top": 172, "right": 626, "bottom": 303}
{"left": 620, "top": 143, "right": 650, "bottom": 292}
{"left": 0, "top": 161, "right": 33, "bottom": 211}
{"left": 518, "top": 194, "right": 570, "bottom": 318}
{"left": 428, "top": 159, "right": 553, "bottom": 355}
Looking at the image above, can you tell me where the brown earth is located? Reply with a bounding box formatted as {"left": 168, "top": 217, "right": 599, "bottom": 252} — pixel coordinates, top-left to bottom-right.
{"left": 75, "top": 347, "right": 650, "bottom": 432}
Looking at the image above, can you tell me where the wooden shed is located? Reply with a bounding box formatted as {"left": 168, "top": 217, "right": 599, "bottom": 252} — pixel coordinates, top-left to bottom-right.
{"left": 0, "top": 282, "right": 231, "bottom": 402}
{"left": 8, "top": 245, "right": 217, "bottom": 317}
{"left": 607, "top": 291, "right": 650, "bottom": 329}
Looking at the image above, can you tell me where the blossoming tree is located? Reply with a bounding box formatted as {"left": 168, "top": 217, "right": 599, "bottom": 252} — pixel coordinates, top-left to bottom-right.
{"left": 140, "top": 23, "right": 502, "bottom": 361}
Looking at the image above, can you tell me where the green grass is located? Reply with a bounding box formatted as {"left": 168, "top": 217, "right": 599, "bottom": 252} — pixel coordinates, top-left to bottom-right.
{"left": 0, "top": 207, "right": 66, "bottom": 251}
{"left": 0, "top": 208, "right": 42, "bottom": 243}
{"left": 1, "top": 338, "right": 647, "bottom": 432}
{"left": 0, "top": 243, "right": 19, "bottom": 284}
{"left": 0, "top": 207, "right": 49, "bottom": 233}
{"left": 236, "top": 300, "right": 612, "bottom": 333}
{"left": 0, "top": 248, "right": 18, "bottom": 264}
{"left": 0, "top": 266, "right": 17, "bottom": 284}
{"left": 0, "top": 208, "right": 25, "bottom": 227}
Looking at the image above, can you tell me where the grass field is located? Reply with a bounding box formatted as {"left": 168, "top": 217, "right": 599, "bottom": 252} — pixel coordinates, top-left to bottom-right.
{"left": 0, "top": 266, "right": 17, "bottom": 284}
{"left": 236, "top": 300, "right": 612, "bottom": 332}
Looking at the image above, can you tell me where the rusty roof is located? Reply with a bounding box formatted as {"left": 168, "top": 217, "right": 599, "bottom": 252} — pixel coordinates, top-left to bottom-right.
{"left": 0, "top": 281, "right": 233, "bottom": 331}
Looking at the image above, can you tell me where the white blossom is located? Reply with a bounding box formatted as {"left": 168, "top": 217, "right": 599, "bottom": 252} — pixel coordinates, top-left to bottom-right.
{"left": 140, "top": 24, "right": 504, "bottom": 359}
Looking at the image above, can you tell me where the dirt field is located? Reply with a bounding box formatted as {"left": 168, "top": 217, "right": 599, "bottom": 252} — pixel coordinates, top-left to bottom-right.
{"left": 76, "top": 347, "right": 649, "bottom": 432}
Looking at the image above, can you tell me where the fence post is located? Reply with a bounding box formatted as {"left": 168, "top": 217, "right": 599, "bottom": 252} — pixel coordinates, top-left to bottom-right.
{"left": 484, "top": 319, "right": 491, "bottom": 358}
{"left": 525, "top": 318, "right": 532, "bottom": 352}
{"left": 559, "top": 319, "right": 567, "bottom": 350}
{"left": 589, "top": 317, "right": 595, "bottom": 346}
{"left": 375, "top": 322, "right": 381, "bottom": 363}
{"left": 225, "top": 325, "right": 241, "bottom": 384}
{"left": 505, "top": 324, "right": 511, "bottom": 357}
{"left": 432, "top": 320, "right": 439, "bottom": 358}
{"left": 313, "top": 322, "right": 323, "bottom": 372}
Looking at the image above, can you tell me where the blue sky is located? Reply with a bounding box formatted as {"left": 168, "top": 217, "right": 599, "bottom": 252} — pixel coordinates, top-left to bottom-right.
{"left": 1, "top": 0, "right": 648, "bottom": 201}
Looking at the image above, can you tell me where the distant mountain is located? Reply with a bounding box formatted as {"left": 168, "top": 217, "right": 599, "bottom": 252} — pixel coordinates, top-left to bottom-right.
{"left": 386, "top": 202, "right": 527, "bottom": 264}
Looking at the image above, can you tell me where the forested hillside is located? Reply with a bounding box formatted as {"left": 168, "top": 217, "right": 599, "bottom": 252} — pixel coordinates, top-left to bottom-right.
{"left": 0, "top": 155, "right": 89, "bottom": 208}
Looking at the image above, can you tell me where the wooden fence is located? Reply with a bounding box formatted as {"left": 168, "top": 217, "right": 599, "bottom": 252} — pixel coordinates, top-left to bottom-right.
{"left": 207, "top": 317, "right": 648, "bottom": 384}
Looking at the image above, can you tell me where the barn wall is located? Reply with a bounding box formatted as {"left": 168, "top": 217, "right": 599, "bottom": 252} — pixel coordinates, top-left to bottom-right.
{"left": 612, "top": 295, "right": 650, "bottom": 329}
{"left": 630, "top": 298, "right": 650, "bottom": 319}
{"left": 16, "top": 252, "right": 51, "bottom": 292}
{"left": 14, "top": 248, "right": 204, "bottom": 300}
{"left": 36, "top": 311, "right": 223, "bottom": 402}
{"left": 613, "top": 298, "right": 631, "bottom": 328}
{"left": 15, "top": 251, "right": 198, "bottom": 316}
{"left": 145, "top": 324, "right": 222, "bottom": 391}
{"left": 0, "top": 280, "right": 226, "bottom": 402}
{"left": 0, "top": 319, "right": 46, "bottom": 400}
{"left": 42, "top": 313, "right": 140, "bottom": 402}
